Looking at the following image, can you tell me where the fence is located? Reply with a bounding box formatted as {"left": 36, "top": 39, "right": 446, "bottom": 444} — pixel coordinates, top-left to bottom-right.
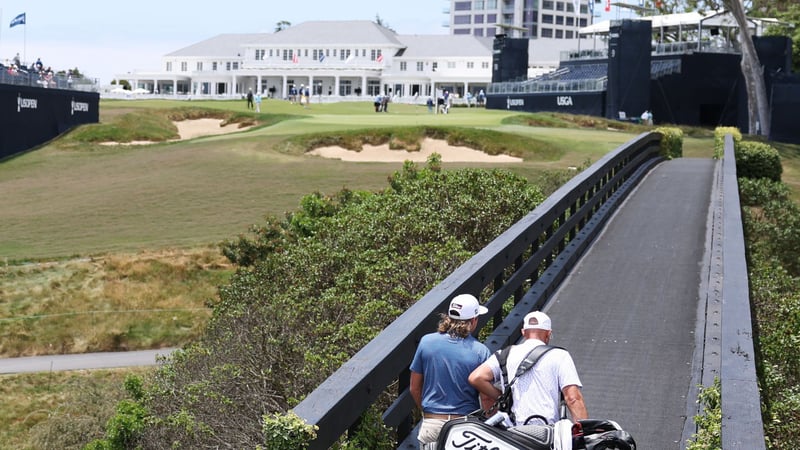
{"left": 293, "top": 132, "right": 666, "bottom": 449}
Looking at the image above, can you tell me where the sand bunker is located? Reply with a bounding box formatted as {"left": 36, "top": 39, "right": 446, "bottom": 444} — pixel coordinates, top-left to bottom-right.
{"left": 308, "top": 138, "right": 522, "bottom": 163}
{"left": 101, "top": 119, "right": 250, "bottom": 145}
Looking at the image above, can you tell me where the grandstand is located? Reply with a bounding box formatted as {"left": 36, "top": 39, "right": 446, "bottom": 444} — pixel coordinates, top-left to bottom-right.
{"left": 1, "top": 64, "right": 99, "bottom": 159}
{"left": 485, "top": 10, "right": 800, "bottom": 143}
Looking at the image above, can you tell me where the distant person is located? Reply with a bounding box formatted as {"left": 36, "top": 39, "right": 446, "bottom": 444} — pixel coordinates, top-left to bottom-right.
{"left": 478, "top": 89, "right": 486, "bottom": 106}
{"left": 13, "top": 52, "right": 20, "bottom": 67}
{"left": 246, "top": 89, "right": 254, "bottom": 109}
{"left": 410, "top": 294, "right": 491, "bottom": 449}
{"left": 255, "top": 91, "right": 262, "bottom": 112}
{"left": 426, "top": 97, "right": 434, "bottom": 113}
{"left": 374, "top": 93, "right": 382, "bottom": 112}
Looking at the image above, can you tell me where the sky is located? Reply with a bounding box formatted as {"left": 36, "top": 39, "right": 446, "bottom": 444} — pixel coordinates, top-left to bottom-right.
{"left": 0, "top": 0, "right": 451, "bottom": 85}
{"left": 0, "top": 1, "right": 624, "bottom": 86}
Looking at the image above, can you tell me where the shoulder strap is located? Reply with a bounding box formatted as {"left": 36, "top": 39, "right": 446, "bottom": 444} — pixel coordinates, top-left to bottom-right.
{"left": 513, "top": 344, "right": 562, "bottom": 379}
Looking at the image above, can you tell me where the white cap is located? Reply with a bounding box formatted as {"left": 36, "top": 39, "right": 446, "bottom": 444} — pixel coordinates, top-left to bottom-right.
{"left": 448, "top": 294, "right": 488, "bottom": 320}
{"left": 522, "top": 311, "right": 551, "bottom": 331}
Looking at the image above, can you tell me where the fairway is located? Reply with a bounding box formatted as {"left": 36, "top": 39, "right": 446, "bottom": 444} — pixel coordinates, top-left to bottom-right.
{"left": 0, "top": 100, "right": 671, "bottom": 261}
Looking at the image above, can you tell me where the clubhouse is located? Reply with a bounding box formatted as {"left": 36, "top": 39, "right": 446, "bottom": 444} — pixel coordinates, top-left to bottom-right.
{"left": 114, "top": 20, "right": 499, "bottom": 102}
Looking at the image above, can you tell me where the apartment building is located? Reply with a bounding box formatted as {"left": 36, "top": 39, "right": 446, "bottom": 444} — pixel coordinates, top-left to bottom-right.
{"left": 449, "top": 0, "right": 592, "bottom": 39}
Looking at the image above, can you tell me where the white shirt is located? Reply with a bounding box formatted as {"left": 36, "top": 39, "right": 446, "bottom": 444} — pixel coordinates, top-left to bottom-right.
{"left": 486, "top": 338, "right": 582, "bottom": 425}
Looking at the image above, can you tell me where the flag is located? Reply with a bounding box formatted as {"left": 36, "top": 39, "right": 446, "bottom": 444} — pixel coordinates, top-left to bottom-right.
{"left": 604, "top": 0, "right": 611, "bottom": 12}
{"left": 345, "top": 52, "right": 355, "bottom": 64}
{"left": 377, "top": 54, "right": 384, "bottom": 63}
{"left": 573, "top": 0, "right": 580, "bottom": 14}
{"left": 589, "top": 0, "right": 594, "bottom": 15}
{"left": 292, "top": 54, "right": 298, "bottom": 64}
{"left": 319, "top": 54, "right": 325, "bottom": 63}
{"left": 10, "top": 13, "right": 26, "bottom": 28}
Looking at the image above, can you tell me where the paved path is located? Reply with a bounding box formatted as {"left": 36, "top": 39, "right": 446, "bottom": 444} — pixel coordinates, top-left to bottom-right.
{"left": 545, "top": 158, "right": 716, "bottom": 449}
{"left": 0, "top": 348, "right": 176, "bottom": 374}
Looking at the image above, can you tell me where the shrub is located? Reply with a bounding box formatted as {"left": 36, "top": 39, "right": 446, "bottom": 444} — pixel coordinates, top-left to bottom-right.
{"left": 656, "top": 127, "right": 683, "bottom": 159}
{"left": 261, "top": 411, "right": 317, "bottom": 450}
{"left": 686, "top": 379, "right": 721, "bottom": 450}
{"left": 736, "top": 141, "right": 782, "bottom": 181}
{"left": 713, "top": 126, "right": 741, "bottom": 159}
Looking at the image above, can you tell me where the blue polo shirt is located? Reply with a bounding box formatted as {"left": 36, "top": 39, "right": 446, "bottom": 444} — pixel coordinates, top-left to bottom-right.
{"left": 410, "top": 332, "right": 490, "bottom": 415}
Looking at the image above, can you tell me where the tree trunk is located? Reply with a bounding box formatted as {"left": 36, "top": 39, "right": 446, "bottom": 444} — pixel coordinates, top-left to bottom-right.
{"left": 726, "top": 0, "right": 771, "bottom": 136}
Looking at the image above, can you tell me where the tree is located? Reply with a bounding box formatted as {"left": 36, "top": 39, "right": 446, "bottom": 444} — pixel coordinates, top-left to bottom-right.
{"left": 649, "top": 0, "right": 772, "bottom": 136}
{"left": 275, "top": 20, "right": 291, "bottom": 32}
{"left": 374, "top": 14, "right": 396, "bottom": 33}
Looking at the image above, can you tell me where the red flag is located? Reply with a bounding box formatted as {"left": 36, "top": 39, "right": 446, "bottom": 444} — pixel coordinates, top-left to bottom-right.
{"left": 292, "top": 54, "right": 298, "bottom": 64}
{"left": 604, "top": 0, "right": 611, "bottom": 12}
{"left": 377, "top": 54, "right": 384, "bottom": 63}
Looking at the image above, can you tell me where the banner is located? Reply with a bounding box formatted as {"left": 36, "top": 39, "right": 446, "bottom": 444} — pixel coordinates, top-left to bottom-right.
{"left": 10, "top": 12, "right": 26, "bottom": 28}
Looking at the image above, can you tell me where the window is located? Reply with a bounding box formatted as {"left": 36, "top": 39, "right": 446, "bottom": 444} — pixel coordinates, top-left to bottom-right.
{"left": 269, "top": 49, "right": 273, "bottom": 57}
{"left": 165, "top": 62, "right": 172, "bottom": 72}
{"left": 181, "top": 61, "right": 188, "bottom": 71}
{"left": 556, "top": 1, "right": 564, "bottom": 11}
{"left": 454, "top": 28, "right": 471, "bottom": 34}
{"left": 226, "top": 62, "right": 231, "bottom": 71}
{"left": 566, "top": 30, "right": 574, "bottom": 38}
{"left": 400, "top": 61, "right": 407, "bottom": 71}
{"left": 474, "top": 0, "right": 484, "bottom": 9}
{"left": 212, "top": 62, "right": 218, "bottom": 71}
{"left": 283, "top": 49, "right": 293, "bottom": 61}
{"left": 467, "top": 61, "right": 475, "bottom": 69}
{"left": 474, "top": 28, "right": 484, "bottom": 36}
{"left": 432, "top": 62, "right": 438, "bottom": 72}
{"left": 542, "top": 14, "right": 554, "bottom": 24}
{"left": 487, "top": 14, "right": 497, "bottom": 23}
{"left": 487, "top": 0, "right": 497, "bottom": 8}
{"left": 556, "top": 15, "right": 564, "bottom": 25}
{"left": 556, "top": 29, "right": 563, "bottom": 38}
{"left": 370, "top": 49, "right": 383, "bottom": 61}
{"left": 541, "top": 28, "right": 553, "bottom": 37}
{"left": 447, "top": 61, "right": 456, "bottom": 69}
{"left": 542, "top": 0, "right": 554, "bottom": 9}
{"left": 232, "top": 62, "right": 239, "bottom": 70}
{"left": 474, "top": 14, "right": 484, "bottom": 23}
{"left": 455, "top": 1, "right": 471, "bottom": 10}
{"left": 256, "top": 49, "right": 265, "bottom": 61}
{"left": 196, "top": 62, "right": 203, "bottom": 71}
{"left": 416, "top": 61, "right": 424, "bottom": 71}
{"left": 454, "top": 15, "right": 471, "bottom": 25}
{"left": 566, "top": 17, "right": 574, "bottom": 26}
{"left": 481, "top": 61, "right": 489, "bottom": 69}
{"left": 340, "top": 49, "right": 351, "bottom": 60}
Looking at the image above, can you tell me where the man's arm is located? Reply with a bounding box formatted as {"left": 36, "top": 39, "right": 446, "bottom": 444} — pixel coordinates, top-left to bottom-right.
{"left": 562, "top": 384, "right": 588, "bottom": 421}
{"left": 410, "top": 371, "right": 424, "bottom": 411}
{"left": 468, "top": 363, "right": 502, "bottom": 402}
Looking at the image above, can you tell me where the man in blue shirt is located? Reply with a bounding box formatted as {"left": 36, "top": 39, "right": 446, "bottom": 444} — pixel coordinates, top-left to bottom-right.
{"left": 410, "top": 294, "right": 491, "bottom": 449}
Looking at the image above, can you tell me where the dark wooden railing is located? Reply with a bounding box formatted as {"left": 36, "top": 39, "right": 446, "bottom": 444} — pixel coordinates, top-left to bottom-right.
{"left": 293, "top": 131, "right": 665, "bottom": 449}
{"left": 718, "top": 135, "right": 766, "bottom": 449}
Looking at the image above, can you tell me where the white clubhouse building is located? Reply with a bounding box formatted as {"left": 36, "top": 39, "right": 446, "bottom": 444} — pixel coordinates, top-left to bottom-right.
{"left": 114, "top": 20, "right": 496, "bottom": 102}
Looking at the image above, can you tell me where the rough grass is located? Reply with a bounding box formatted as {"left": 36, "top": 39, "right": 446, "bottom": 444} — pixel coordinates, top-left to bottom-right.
{"left": 0, "top": 368, "right": 149, "bottom": 450}
{"left": 0, "top": 247, "right": 230, "bottom": 357}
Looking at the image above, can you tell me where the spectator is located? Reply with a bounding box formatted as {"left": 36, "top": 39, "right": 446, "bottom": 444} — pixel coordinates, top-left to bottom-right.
{"left": 255, "top": 91, "right": 262, "bottom": 112}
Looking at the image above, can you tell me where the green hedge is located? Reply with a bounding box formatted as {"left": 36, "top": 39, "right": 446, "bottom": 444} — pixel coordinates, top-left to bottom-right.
{"left": 713, "top": 127, "right": 742, "bottom": 159}
{"left": 656, "top": 127, "right": 683, "bottom": 159}
{"left": 735, "top": 141, "right": 783, "bottom": 182}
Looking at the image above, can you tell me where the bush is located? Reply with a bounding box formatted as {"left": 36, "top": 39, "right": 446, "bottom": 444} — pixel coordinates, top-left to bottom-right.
{"left": 260, "top": 411, "right": 317, "bottom": 450}
{"left": 736, "top": 141, "right": 782, "bottom": 182}
{"left": 686, "top": 378, "right": 721, "bottom": 450}
{"left": 713, "top": 126, "right": 741, "bottom": 159}
{"left": 656, "top": 127, "right": 683, "bottom": 159}
{"left": 122, "top": 158, "right": 545, "bottom": 448}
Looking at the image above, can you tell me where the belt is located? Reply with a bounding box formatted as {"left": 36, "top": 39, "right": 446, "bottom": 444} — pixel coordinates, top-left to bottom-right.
{"left": 423, "top": 412, "right": 468, "bottom": 420}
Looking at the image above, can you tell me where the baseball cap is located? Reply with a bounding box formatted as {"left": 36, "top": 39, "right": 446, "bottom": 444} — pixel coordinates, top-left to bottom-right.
{"left": 522, "top": 311, "right": 551, "bottom": 331}
{"left": 448, "top": 294, "right": 488, "bottom": 320}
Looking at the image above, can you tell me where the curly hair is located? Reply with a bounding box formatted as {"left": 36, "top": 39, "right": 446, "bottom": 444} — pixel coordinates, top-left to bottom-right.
{"left": 437, "top": 314, "right": 474, "bottom": 339}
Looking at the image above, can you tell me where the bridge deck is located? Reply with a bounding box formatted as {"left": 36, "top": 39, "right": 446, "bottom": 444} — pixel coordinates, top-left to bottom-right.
{"left": 544, "top": 158, "right": 715, "bottom": 449}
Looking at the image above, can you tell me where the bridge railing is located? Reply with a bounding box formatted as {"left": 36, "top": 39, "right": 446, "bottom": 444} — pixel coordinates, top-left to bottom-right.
{"left": 719, "top": 134, "right": 766, "bottom": 449}
{"left": 293, "top": 132, "right": 666, "bottom": 449}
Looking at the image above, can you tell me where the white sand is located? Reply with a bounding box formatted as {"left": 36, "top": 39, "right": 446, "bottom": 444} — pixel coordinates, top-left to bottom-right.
{"left": 307, "top": 137, "right": 522, "bottom": 163}
{"left": 101, "top": 121, "right": 521, "bottom": 164}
